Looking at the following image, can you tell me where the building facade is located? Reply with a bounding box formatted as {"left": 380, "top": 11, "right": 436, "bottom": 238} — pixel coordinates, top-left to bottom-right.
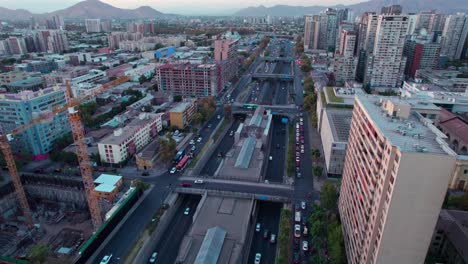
{"left": 0, "top": 86, "right": 70, "bottom": 159}
{"left": 333, "top": 29, "right": 357, "bottom": 83}
{"left": 339, "top": 95, "right": 456, "bottom": 264}
{"left": 304, "top": 15, "right": 320, "bottom": 50}
{"left": 214, "top": 38, "right": 239, "bottom": 91}
{"left": 98, "top": 113, "right": 163, "bottom": 164}
{"left": 441, "top": 14, "right": 468, "bottom": 60}
{"left": 169, "top": 100, "right": 196, "bottom": 129}
{"left": 403, "top": 33, "right": 441, "bottom": 79}
{"left": 85, "top": 19, "right": 102, "bottom": 33}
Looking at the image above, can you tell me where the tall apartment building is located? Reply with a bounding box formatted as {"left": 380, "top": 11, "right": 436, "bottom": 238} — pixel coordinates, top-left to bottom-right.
{"left": 441, "top": 14, "right": 468, "bottom": 60}
{"left": 156, "top": 63, "right": 219, "bottom": 98}
{"left": 355, "top": 12, "right": 378, "bottom": 82}
{"left": 318, "top": 8, "right": 338, "bottom": 51}
{"left": 214, "top": 38, "right": 239, "bottom": 90}
{"left": 304, "top": 15, "right": 320, "bottom": 50}
{"left": 46, "top": 15, "right": 64, "bottom": 30}
{"left": 333, "top": 29, "right": 357, "bottom": 83}
{"left": 415, "top": 10, "right": 436, "bottom": 32}
{"left": 107, "top": 32, "right": 143, "bottom": 49}
{"left": 46, "top": 30, "right": 69, "bottom": 54}
{"left": 380, "top": 4, "right": 402, "bottom": 15}
{"left": 98, "top": 113, "right": 163, "bottom": 164}
{"left": 85, "top": 19, "right": 101, "bottom": 33}
{"left": 364, "top": 15, "right": 409, "bottom": 88}
{"left": 100, "top": 21, "right": 112, "bottom": 32}
{"left": 339, "top": 95, "right": 456, "bottom": 264}
{"left": 403, "top": 32, "right": 441, "bottom": 79}
{"left": 0, "top": 86, "right": 70, "bottom": 159}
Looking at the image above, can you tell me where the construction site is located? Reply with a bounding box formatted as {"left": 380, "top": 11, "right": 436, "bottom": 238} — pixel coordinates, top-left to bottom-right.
{"left": 0, "top": 76, "right": 137, "bottom": 263}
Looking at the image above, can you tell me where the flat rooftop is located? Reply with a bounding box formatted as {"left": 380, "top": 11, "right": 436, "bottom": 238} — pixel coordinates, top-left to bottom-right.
{"left": 325, "top": 108, "right": 353, "bottom": 142}
{"left": 170, "top": 101, "right": 194, "bottom": 113}
{"left": 99, "top": 113, "right": 162, "bottom": 145}
{"left": 357, "top": 95, "right": 454, "bottom": 155}
{"left": 177, "top": 196, "right": 253, "bottom": 264}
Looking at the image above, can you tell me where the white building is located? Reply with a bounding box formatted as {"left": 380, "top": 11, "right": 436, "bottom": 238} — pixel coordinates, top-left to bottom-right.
{"left": 98, "top": 113, "right": 163, "bottom": 164}
{"left": 85, "top": 19, "right": 102, "bottom": 33}
{"left": 441, "top": 13, "right": 468, "bottom": 60}
{"left": 333, "top": 29, "right": 357, "bottom": 83}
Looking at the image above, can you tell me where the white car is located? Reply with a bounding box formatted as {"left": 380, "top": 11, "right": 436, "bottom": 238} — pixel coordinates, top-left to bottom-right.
{"left": 302, "top": 241, "right": 309, "bottom": 251}
{"left": 169, "top": 167, "right": 177, "bottom": 174}
{"left": 100, "top": 254, "right": 112, "bottom": 264}
{"left": 194, "top": 179, "right": 204, "bottom": 184}
{"left": 189, "top": 139, "right": 195, "bottom": 145}
{"left": 301, "top": 201, "right": 306, "bottom": 210}
{"left": 184, "top": 207, "right": 190, "bottom": 215}
{"left": 255, "top": 253, "right": 262, "bottom": 264}
{"left": 149, "top": 252, "right": 158, "bottom": 263}
{"left": 269, "top": 156, "right": 273, "bottom": 161}
{"left": 294, "top": 224, "right": 301, "bottom": 238}
{"left": 197, "top": 137, "right": 202, "bottom": 143}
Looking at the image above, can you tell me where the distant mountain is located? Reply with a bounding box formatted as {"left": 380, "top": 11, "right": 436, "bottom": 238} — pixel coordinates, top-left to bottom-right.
{"left": 0, "top": 0, "right": 165, "bottom": 20}
{"left": 234, "top": 0, "right": 468, "bottom": 16}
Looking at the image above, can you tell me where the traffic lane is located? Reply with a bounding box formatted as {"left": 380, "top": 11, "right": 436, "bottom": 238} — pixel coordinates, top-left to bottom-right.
{"left": 265, "top": 118, "right": 287, "bottom": 183}
{"left": 248, "top": 202, "right": 282, "bottom": 264}
{"left": 276, "top": 82, "right": 289, "bottom": 105}
{"left": 151, "top": 195, "right": 201, "bottom": 264}
{"left": 96, "top": 180, "right": 175, "bottom": 264}
{"left": 200, "top": 119, "right": 241, "bottom": 176}
{"left": 293, "top": 112, "right": 315, "bottom": 202}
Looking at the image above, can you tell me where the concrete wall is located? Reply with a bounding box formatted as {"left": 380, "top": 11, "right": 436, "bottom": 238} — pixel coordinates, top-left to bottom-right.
{"left": 26, "top": 185, "right": 86, "bottom": 208}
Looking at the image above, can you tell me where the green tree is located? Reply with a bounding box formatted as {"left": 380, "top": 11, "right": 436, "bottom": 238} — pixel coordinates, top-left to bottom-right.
{"left": 192, "top": 112, "right": 205, "bottom": 125}
{"left": 321, "top": 182, "right": 339, "bottom": 212}
{"left": 173, "top": 95, "right": 182, "bottom": 102}
{"left": 313, "top": 166, "right": 323, "bottom": 177}
{"left": 447, "top": 191, "right": 468, "bottom": 210}
{"left": 28, "top": 244, "right": 50, "bottom": 264}
{"left": 158, "top": 137, "right": 176, "bottom": 163}
{"left": 139, "top": 75, "right": 147, "bottom": 84}
{"left": 133, "top": 179, "right": 149, "bottom": 191}
{"left": 328, "top": 221, "right": 345, "bottom": 264}
{"left": 154, "top": 43, "right": 165, "bottom": 50}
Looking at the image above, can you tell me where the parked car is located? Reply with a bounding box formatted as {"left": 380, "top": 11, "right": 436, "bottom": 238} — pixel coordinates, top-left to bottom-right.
{"left": 296, "top": 172, "right": 302, "bottom": 178}
{"left": 149, "top": 252, "right": 158, "bottom": 263}
{"left": 142, "top": 171, "right": 149, "bottom": 176}
{"left": 229, "top": 130, "right": 234, "bottom": 137}
{"left": 294, "top": 224, "right": 301, "bottom": 238}
{"left": 170, "top": 167, "right": 177, "bottom": 174}
{"left": 269, "top": 234, "right": 276, "bottom": 243}
{"left": 191, "top": 145, "right": 196, "bottom": 151}
{"left": 207, "top": 124, "right": 212, "bottom": 128}
{"left": 293, "top": 252, "right": 300, "bottom": 263}
{"left": 302, "top": 241, "right": 309, "bottom": 251}
{"left": 254, "top": 253, "right": 261, "bottom": 264}
{"left": 189, "top": 139, "right": 195, "bottom": 145}
{"left": 255, "top": 223, "right": 261, "bottom": 232}
{"left": 184, "top": 207, "right": 190, "bottom": 215}
{"left": 301, "top": 201, "right": 306, "bottom": 210}
{"left": 194, "top": 179, "right": 204, "bottom": 184}
{"left": 197, "top": 137, "right": 202, "bottom": 143}
{"left": 100, "top": 254, "right": 112, "bottom": 264}
{"left": 263, "top": 229, "right": 270, "bottom": 239}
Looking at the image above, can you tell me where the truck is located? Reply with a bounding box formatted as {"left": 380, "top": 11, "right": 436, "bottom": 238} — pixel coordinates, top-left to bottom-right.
{"left": 295, "top": 211, "right": 301, "bottom": 223}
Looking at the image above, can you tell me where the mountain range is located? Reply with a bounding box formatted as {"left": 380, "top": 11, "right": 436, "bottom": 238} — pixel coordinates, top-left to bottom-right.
{"left": 0, "top": 0, "right": 165, "bottom": 20}
{"left": 234, "top": 0, "right": 468, "bottom": 16}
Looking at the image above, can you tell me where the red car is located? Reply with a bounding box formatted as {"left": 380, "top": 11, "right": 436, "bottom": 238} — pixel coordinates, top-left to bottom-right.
{"left": 180, "top": 182, "right": 191, "bottom": 187}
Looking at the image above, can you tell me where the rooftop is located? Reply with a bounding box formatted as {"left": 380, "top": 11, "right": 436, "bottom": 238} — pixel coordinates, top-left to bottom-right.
{"left": 99, "top": 113, "right": 162, "bottom": 145}
{"left": 438, "top": 108, "right": 468, "bottom": 144}
{"left": 170, "top": 101, "right": 194, "bottom": 113}
{"left": 94, "top": 174, "right": 122, "bottom": 193}
{"left": 326, "top": 108, "right": 353, "bottom": 142}
{"left": 357, "top": 95, "right": 455, "bottom": 155}
{"left": 235, "top": 137, "right": 256, "bottom": 169}
{"left": 194, "top": 227, "right": 226, "bottom": 264}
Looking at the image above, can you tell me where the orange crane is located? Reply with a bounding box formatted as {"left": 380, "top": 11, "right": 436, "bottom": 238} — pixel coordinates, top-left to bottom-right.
{"left": 0, "top": 76, "right": 130, "bottom": 229}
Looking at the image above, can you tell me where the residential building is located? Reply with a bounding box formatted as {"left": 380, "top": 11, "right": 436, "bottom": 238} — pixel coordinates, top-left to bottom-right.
{"left": 7, "top": 77, "right": 45, "bottom": 92}
{"left": 98, "top": 113, "right": 163, "bottom": 164}
{"left": 0, "top": 71, "right": 31, "bottom": 87}
{"left": 169, "top": 100, "right": 196, "bottom": 129}
{"left": 320, "top": 108, "right": 352, "bottom": 177}
{"left": 355, "top": 12, "right": 378, "bottom": 82}
{"left": 380, "top": 4, "right": 402, "bottom": 15}
{"left": 318, "top": 8, "right": 338, "bottom": 51}
{"left": 0, "top": 86, "right": 70, "bottom": 159}
{"left": 339, "top": 95, "right": 457, "bottom": 264}
{"left": 6, "top": 37, "right": 27, "bottom": 55}
{"left": 428, "top": 210, "right": 468, "bottom": 263}
{"left": 333, "top": 29, "right": 357, "bottom": 83}
{"left": 364, "top": 15, "right": 409, "bottom": 88}
{"left": 214, "top": 37, "right": 239, "bottom": 90}
{"left": 85, "top": 19, "right": 101, "bottom": 33}
{"left": 416, "top": 10, "right": 437, "bottom": 32}
{"left": 46, "top": 30, "right": 69, "bottom": 54}
{"left": 100, "top": 21, "right": 112, "bottom": 32}
{"left": 436, "top": 108, "right": 468, "bottom": 155}
{"left": 403, "top": 32, "right": 441, "bottom": 79}
{"left": 441, "top": 14, "right": 468, "bottom": 60}
{"left": 157, "top": 63, "right": 219, "bottom": 98}
{"left": 93, "top": 174, "right": 123, "bottom": 202}
{"left": 415, "top": 69, "right": 468, "bottom": 92}
{"left": 135, "top": 140, "right": 159, "bottom": 170}
{"left": 304, "top": 15, "right": 320, "bottom": 50}
{"left": 448, "top": 156, "right": 468, "bottom": 191}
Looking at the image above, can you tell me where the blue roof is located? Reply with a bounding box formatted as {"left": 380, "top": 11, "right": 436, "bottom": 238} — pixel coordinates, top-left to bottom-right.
{"left": 194, "top": 227, "right": 226, "bottom": 264}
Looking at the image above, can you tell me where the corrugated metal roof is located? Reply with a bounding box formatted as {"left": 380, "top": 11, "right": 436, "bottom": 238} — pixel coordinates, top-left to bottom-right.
{"left": 194, "top": 226, "right": 226, "bottom": 264}
{"left": 235, "top": 137, "right": 256, "bottom": 169}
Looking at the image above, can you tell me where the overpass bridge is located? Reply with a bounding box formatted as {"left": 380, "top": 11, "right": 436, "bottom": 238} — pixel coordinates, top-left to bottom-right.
{"left": 261, "top": 56, "right": 293, "bottom": 62}
{"left": 231, "top": 103, "right": 298, "bottom": 118}
{"left": 174, "top": 188, "right": 291, "bottom": 203}
{"left": 252, "top": 73, "right": 294, "bottom": 81}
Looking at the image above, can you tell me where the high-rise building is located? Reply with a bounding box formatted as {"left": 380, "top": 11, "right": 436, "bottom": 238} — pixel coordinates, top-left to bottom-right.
{"left": 85, "top": 19, "right": 101, "bottom": 33}
{"left": 100, "top": 21, "right": 112, "bottom": 32}
{"left": 339, "top": 95, "right": 456, "bottom": 264}
{"left": 381, "top": 4, "right": 402, "bottom": 15}
{"left": 416, "top": 10, "right": 437, "bottom": 32}
{"left": 364, "top": 15, "right": 409, "bottom": 88}
{"left": 214, "top": 38, "right": 239, "bottom": 89}
{"left": 0, "top": 86, "right": 70, "bottom": 159}
{"left": 46, "top": 30, "right": 69, "bottom": 54}
{"left": 403, "top": 32, "right": 441, "bottom": 79}
{"left": 320, "top": 8, "right": 338, "bottom": 51}
{"left": 6, "top": 37, "right": 27, "bottom": 55}
{"left": 333, "top": 29, "right": 357, "bottom": 83}
{"left": 304, "top": 15, "right": 320, "bottom": 50}
{"left": 441, "top": 13, "right": 468, "bottom": 60}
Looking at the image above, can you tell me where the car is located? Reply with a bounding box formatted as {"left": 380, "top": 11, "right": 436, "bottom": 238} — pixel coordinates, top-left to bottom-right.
{"left": 100, "top": 254, "right": 112, "bottom": 264}
{"left": 301, "top": 216, "right": 308, "bottom": 225}
{"left": 207, "top": 124, "right": 212, "bottom": 128}
{"left": 295, "top": 203, "right": 301, "bottom": 211}
{"left": 180, "top": 182, "right": 191, "bottom": 187}
{"left": 255, "top": 223, "right": 261, "bottom": 232}
{"left": 300, "top": 121, "right": 304, "bottom": 126}
{"left": 263, "top": 229, "right": 269, "bottom": 239}
{"left": 293, "top": 252, "right": 301, "bottom": 263}
{"left": 301, "top": 148, "right": 305, "bottom": 154}
{"left": 302, "top": 241, "right": 309, "bottom": 251}
{"left": 296, "top": 172, "right": 302, "bottom": 178}
{"left": 197, "top": 137, "right": 202, "bottom": 143}
{"left": 269, "top": 234, "right": 276, "bottom": 243}
{"left": 149, "top": 252, "right": 158, "bottom": 263}
{"left": 300, "top": 112, "right": 303, "bottom": 117}
{"left": 293, "top": 238, "right": 300, "bottom": 250}
{"left": 296, "top": 156, "right": 300, "bottom": 162}
{"left": 194, "top": 179, "right": 204, "bottom": 184}
{"left": 170, "top": 167, "right": 177, "bottom": 174}
{"left": 191, "top": 145, "right": 196, "bottom": 151}
{"left": 217, "top": 151, "right": 223, "bottom": 157}
{"left": 217, "top": 115, "right": 221, "bottom": 119}
{"left": 184, "top": 207, "right": 190, "bottom": 215}
{"left": 189, "top": 139, "right": 195, "bottom": 145}
{"left": 301, "top": 201, "right": 306, "bottom": 210}
{"left": 269, "top": 156, "right": 273, "bottom": 161}
{"left": 229, "top": 130, "right": 234, "bottom": 137}
{"left": 296, "top": 167, "right": 301, "bottom": 173}
{"left": 296, "top": 132, "right": 300, "bottom": 137}
{"left": 296, "top": 161, "right": 300, "bottom": 166}
{"left": 300, "top": 118, "right": 304, "bottom": 122}
{"left": 254, "top": 253, "right": 261, "bottom": 264}
{"left": 294, "top": 224, "right": 301, "bottom": 238}
{"left": 296, "top": 151, "right": 300, "bottom": 157}
{"left": 34, "top": 168, "right": 45, "bottom": 173}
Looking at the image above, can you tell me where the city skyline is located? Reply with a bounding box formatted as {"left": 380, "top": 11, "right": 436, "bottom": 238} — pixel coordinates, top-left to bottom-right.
{"left": 1, "top": 0, "right": 368, "bottom": 15}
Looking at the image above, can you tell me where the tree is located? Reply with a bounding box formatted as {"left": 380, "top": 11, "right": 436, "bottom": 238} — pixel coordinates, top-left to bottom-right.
{"left": 142, "top": 105, "right": 153, "bottom": 112}
{"left": 158, "top": 137, "right": 176, "bottom": 163}
{"left": 173, "top": 95, "right": 182, "bottom": 102}
{"left": 154, "top": 43, "right": 165, "bottom": 50}
{"left": 223, "top": 104, "right": 232, "bottom": 119}
{"left": 139, "top": 75, "right": 147, "bottom": 84}
{"left": 321, "top": 182, "right": 339, "bottom": 212}
{"left": 447, "top": 191, "right": 468, "bottom": 211}
{"left": 28, "top": 244, "right": 50, "bottom": 264}
{"left": 133, "top": 179, "right": 149, "bottom": 191}
{"left": 328, "top": 221, "right": 345, "bottom": 264}
{"left": 192, "top": 112, "right": 205, "bottom": 125}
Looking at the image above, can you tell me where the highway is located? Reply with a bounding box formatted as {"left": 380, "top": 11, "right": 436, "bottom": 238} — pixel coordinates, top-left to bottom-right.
{"left": 247, "top": 202, "right": 282, "bottom": 264}
{"left": 265, "top": 116, "right": 287, "bottom": 183}
{"left": 150, "top": 195, "right": 201, "bottom": 264}
{"left": 200, "top": 118, "right": 242, "bottom": 176}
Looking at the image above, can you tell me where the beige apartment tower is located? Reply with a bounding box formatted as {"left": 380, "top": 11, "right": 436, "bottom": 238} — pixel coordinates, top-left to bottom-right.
{"left": 339, "top": 95, "right": 456, "bottom": 264}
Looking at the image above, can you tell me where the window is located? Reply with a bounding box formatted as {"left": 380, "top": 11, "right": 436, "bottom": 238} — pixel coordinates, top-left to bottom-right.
{"left": 464, "top": 169, "right": 468, "bottom": 174}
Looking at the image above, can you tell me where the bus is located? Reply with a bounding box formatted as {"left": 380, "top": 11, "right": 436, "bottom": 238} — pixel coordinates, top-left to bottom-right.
{"left": 176, "top": 155, "right": 190, "bottom": 170}
{"left": 174, "top": 149, "right": 185, "bottom": 163}
{"left": 243, "top": 103, "right": 258, "bottom": 109}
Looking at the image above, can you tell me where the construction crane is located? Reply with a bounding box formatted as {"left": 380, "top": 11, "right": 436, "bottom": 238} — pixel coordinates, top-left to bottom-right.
{"left": 0, "top": 76, "right": 130, "bottom": 230}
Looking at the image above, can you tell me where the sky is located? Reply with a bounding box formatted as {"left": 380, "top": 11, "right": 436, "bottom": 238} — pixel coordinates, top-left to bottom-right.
{"left": 0, "top": 0, "right": 365, "bottom": 15}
